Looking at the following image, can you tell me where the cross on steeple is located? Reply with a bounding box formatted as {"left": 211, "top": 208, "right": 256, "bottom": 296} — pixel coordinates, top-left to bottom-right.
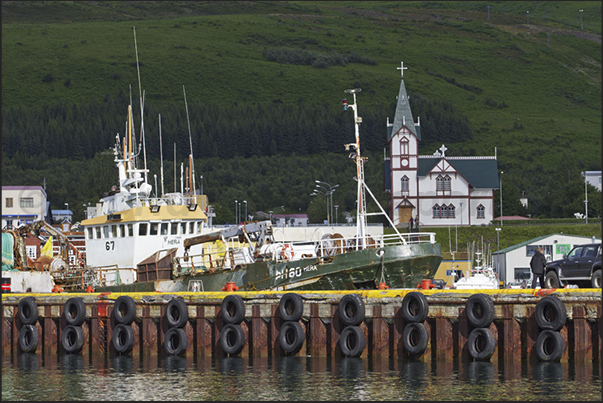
{"left": 439, "top": 144, "right": 448, "bottom": 158}
{"left": 397, "top": 61, "right": 408, "bottom": 78}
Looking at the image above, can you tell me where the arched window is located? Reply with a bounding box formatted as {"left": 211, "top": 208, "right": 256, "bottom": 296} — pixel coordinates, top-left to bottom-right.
{"left": 444, "top": 175, "right": 451, "bottom": 191}
{"left": 477, "top": 204, "right": 485, "bottom": 219}
{"left": 441, "top": 204, "right": 448, "bottom": 218}
{"left": 400, "top": 137, "right": 409, "bottom": 156}
{"left": 401, "top": 176, "right": 409, "bottom": 194}
{"left": 436, "top": 175, "right": 444, "bottom": 191}
{"left": 433, "top": 204, "right": 441, "bottom": 219}
{"left": 448, "top": 204, "right": 455, "bottom": 218}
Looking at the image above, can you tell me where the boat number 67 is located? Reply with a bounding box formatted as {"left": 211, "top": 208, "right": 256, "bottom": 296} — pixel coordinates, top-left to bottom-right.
{"left": 105, "top": 241, "right": 115, "bottom": 251}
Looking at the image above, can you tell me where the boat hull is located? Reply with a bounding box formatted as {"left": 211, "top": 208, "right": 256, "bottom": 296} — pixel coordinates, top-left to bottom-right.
{"left": 95, "top": 242, "right": 442, "bottom": 292}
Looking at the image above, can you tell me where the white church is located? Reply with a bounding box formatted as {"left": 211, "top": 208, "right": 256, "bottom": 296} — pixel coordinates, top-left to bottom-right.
{"left": 384, "top": 62, "right": 499, "bottom": 228}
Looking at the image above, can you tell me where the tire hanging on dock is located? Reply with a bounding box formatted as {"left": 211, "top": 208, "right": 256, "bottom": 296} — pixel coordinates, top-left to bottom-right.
{"left": 339, "top": 325, "right": 366, "bottom": 358}
{"left": 61, "top": 325, "right": 85, "bottom": 354}
{"left": 278, "top": 321, "right": 305, "bottom": 355}
{"left": 164, "top": 327, "right": 188, "bottom": 356}
{"left": 278, "top": 293, "right": 304, "bottom": 322}
{"left": 338, "top": 294, "right": 365, "bottom": 327}
{"left": 166, "top": 298, "right": 188, "bottom": 328}
{"left": 18, "top": 324, "right": 39, "bottom": 354}
{"left": 535, "top": 296, "right": 567, "bottom": 331}
{"left": 64, "top": 297, "right": 86, "bottom": 327}
{"left": 465, "top": 293, "right": 495, "bottom": 329}
{"left": 112, "top": 324, "right": 135, "bottom": 355}
{"left": 219, "top": 324, "right": 246, "bottom": 356}
{"left": 401, "top": 322, "right": 429, "bottom": 356}
{"left": 401, "top": 292, "right": 429, "bottom": 323}
{"left": 221, "top": 295, "right": 245, "bottom": 324}
{"left": 113, "top": 295, "right": 136, "bottom": 325}
{"left": 466, "top": 327, "right": 496, "bottom": 361}
{"left": 535, "top": 329, "right": 565, "bottom": 362}
{"left": 18, "top": 297, "right": 38, "bottom": 326}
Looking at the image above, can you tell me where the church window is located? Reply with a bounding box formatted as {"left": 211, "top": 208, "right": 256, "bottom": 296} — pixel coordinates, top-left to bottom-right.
{"left": 477, "top": 205, "right": 485, "bottom": 219}
{"left": 401, "top": 176, "right": 409, "bottom": 194}
{"left": 441, "top": 204, "right": 448, "bottom": 218}
{"left": 436, "top": 176, "right": 443, "bottom": 191}
{"left": 433, "top": 204, "right": 441, "bottom": 219}
{"left": 448, "top": 204, "right": 455, "bottom": 218}
{"left": 400, "top": 138, "right": 409, "bottom": 156}
{"left": 444, "top": 175, "right": 451, "bottom": 191}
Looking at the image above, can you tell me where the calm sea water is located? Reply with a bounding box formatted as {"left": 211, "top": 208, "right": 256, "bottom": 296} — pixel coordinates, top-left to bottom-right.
{"left": 2, "top": 353, "right": 601, "bottom": 401}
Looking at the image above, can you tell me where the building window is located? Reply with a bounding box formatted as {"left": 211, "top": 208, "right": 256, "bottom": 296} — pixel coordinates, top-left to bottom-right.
{"left": 150, "top": 223, "right": 158, "bottom": 236}
{"left": 448, "top": 204, "right": 455, "bottom": 218}
{"left": 514, "top": 267, "right": 531, "bottom": 281}
{"left": 5, "top": 198, "right": 13, "bottom": 208}
{"left": 436, "top": 176, "right": 443, "bottom": 191}
{"left": 400, "top": 138, "right": 409, "bottom": 156}
{"left": 160, "top": 223, "right": 168, "bottom": 235}
{"left": 119, "top": 224, "right": 125, "bottom": 238}
{"left": 139, "top": 223, "right": 148, "bottom": 236}
{"left": 171, "top": 223, "right": 178, "bottom": 235}
{"left": 441, "top": 204, "right": 448, "bottom": 218}
{"left": 477, "top": 205, "right": 485, "bottom": 219}
{"left": 433, "top": 204, "right": 441, "bottom": 219}
{"left": 444, "top": 175, "right": 451, "bottom": 191}
{"left": 401, "top": 176, "right": 409, "bottom": 194}
{"left": 95, "top": 227, "right": 101, "bottom": 239}
{"left": 127, "top": 224, "right": 133, "bottom": 237}
{"left": 87, "top": 228, "right": 93, "bottom": 240}
{"left": 526, "top": 245, "right": 553, "bottom": 258}
{"left": 20, "top": 197, "right": 34, "bottom": 208}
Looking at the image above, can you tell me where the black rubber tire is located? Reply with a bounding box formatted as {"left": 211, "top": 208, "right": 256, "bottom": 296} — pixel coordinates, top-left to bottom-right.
{"left": 339, "top": 325, "right": 366, "bottom": 358}
{"left": 166, "top": 299, "right": 188, "bottom": 328}
{"left": 113, "top": 295, "right": 136, "bottom": 325}
{"left": 535, "top": 330, "right": 565, "bottom": 362}
{"left": 278, "top": 293, "right": 304, "bottom": 322}
{"left": 18, "top": 297, "right": 38, "bottom": 325}
{"left": 64, "top": 297, "right": 86, "bottom": 327}
{"left": 591, "top": 269, "right": 602, "bottom": 288}
{"left": 465, "top": 293, "right": 495, "bottom": 328}
{"left": 278, "top": 321, "right": 305, "bottom": 355}
{"left": 467, "top": 327, "right": 496, "bottom": 361}
{"left": 221, "top": 295, "right": 245, "bottom": 324}
{"left": 219, "top": 324, "right": 246, "bottom": 356}
{"left": 535, "top": 295, "right": 567, "bottom": 331}
{"left": 544, "top": 271, "right": 560, "bottom": 288}
{"left": 401, "top": 322, "right": 429, "bottom": 356}
{"left": 18, "top": 324, "right": 39, "bottom": 354}
{"left": 61, "top": 325, "right": 85, "bottom": 354}
{"left": 401, "top": 292, "right": 429, "bottom": 323}
{"left": 112, "top": 324, "right": 135, "bottom": 355}
{"left": 338, "top": 294, "right": 365, "bottom": 327}
{"left": 164, "top": 327, "right": 188, "bottom": 356}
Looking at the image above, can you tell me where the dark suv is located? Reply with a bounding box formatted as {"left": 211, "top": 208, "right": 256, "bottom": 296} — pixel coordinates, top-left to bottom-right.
{"left": 544, "top": 243, "right": 601, "bottom": 288}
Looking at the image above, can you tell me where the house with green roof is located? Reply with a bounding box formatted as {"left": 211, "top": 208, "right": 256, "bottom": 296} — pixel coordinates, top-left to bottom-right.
{"left": 384, "top": 62, "right": 499, "bottom": 228}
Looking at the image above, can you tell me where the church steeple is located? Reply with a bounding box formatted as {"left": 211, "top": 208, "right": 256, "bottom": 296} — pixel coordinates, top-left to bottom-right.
{"left": 388, "top": 62, "right": 420, "bottom": 141}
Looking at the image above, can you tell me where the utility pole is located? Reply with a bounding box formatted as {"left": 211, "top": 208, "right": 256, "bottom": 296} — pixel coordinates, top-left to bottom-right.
{"left": 500, "top": 171, "right": 503, "bottom": 227}
{"left": 487, "top": 5, "right": 491, "bottom": 22}
{"left": 580, "top": 9, "right": 584, "bottom": 31}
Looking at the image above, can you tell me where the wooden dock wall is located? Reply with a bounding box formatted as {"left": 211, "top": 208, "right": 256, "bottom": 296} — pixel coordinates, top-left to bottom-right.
{"left": 2, "top": 289, "right": 601, "bottom": 364}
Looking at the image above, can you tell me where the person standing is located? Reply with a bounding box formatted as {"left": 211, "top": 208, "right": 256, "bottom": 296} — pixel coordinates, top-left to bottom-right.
{"left": 408, "top": 216, "right": 414, "bottom": 231}
{"left": 530, "top": 246, "right": 547, "bottom": 288}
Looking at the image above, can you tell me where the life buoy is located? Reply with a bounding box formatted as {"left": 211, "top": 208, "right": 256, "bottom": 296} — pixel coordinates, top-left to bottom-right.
{"left": 280, "top": 244, "right": 294, "bottom": 260}
{"left": 401, "top": 322, "right": 429, "bottom": 356}
{"left": 401, "top": 292, "right": 429, "bottom": 323}
{"left": 465, "top": 293, "right": 495, "bottom": 328}
{"left": 61, "top": 325, "right": 85, "bottom": 354}
{"left": 112, "top": 324, "right": 135, "bottom": 355}
{"left": 278, "top": 293, "right": 304, "bottom": 322}
{"left": 18, "top": 297, "right": 38, "bottom": 325}
{"left": 164, "top": 327, "right": 188, "bottom": 355}
{"left": 219, "top": 323, "right": 246, "bottom": 356}
{"left": 338, "top": 294, "right": 365, "bottom": 327}
{"left": 535, "top": 329, "right": 565, "bottom": 362}
{"left": 18, "top": 324, "right": 39, "bottom": 354}
{"left": 467, "top": 327, "right": 496, "bottom": 361}
{"left": 535, "top": 295, "right": 567, "bottom": 331}
{"left": 166, "top": 298, "right": 188, "bottom": 328}
{"left": 113, "top": 295, "right": 136, "bottom": 325}
{"left": 339, "top": 325, "right": 366, "bottom": 357}
{"left": 64, "top": 297, "right": 86, "bottom": 327}
{"left": 221, "top": 294, "right": 245, "bottom": 324}
{"left": 278, "top": 321, "right": 305, "bottom": 355}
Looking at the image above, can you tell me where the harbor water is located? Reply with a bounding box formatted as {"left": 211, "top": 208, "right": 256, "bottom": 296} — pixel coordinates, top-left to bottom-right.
{"left": 2, "top": 354, "right": 601, "bottom": 401}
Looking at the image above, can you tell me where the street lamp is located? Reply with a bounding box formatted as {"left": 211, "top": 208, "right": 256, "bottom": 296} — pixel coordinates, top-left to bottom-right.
{"left": 487, "top": 5, "right": 491, "bottom": 22}
{"left": 495, "top": 227, "right": 502, "bottom": 279}
{"left": 200, "top": 174, "right": 204, "bottom": 210}
{"left": 459, "top": 202, "right": 463, "bottom": 226}
{"left": 499, "top": 171, "right": 503, "bottom": 227}
{"left": 83, "top": 204, "right": 87, "bottom": 220}
{"left": 235, "top": 200, "right": 238, "bottom": 224}
{"left": 315, "top": 180, "right": 339, "bottom": 225}
{"left": 335, "top": 205, "right": 339, "bottom": 225}
{"left": 311, "top": 188, "right": 329, "bottom": 224}
{"left": 582, "top": 171, "right": 588, "bottom": 224}
{"left": 526, "top": 10, "right": 529, "bottom": 24}
{"left": 243, "top": 200, "right": 247, "bottom": 223}
{"left": 580, "top": 9, "right": 583, "bottom": 31}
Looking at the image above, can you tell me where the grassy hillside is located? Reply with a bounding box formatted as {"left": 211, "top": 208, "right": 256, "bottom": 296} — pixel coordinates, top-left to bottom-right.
{"left": 2, "top": 1, "right": 601, "bottom": 221}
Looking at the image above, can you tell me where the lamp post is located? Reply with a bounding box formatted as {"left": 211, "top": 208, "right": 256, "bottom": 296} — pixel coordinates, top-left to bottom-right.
{"left": 200, "top": 174, "right": 204, "bottom": 210}
{"left": 582, "top": 171, "right": 588, "bottom": 224}
{"left": 500, "top": 171, "right": 503, "bottom": 227}
{"left": 311, "top": 188, "right": 328, "bottom": 224}
{"left": 335, "top": 205, "right": 339, "bottom": 225}
{"left": 315, "top": 180, "right": 339, "bottom": 225}
{"left": 243, "top": 200, "right": 247, "bottom": 223}
{"left": 83, "top": 204, "right": 87, "bottom": 220}
{"left": 487, "top": 5, "right": 491, "bottom": 22}
{"left": 459, "top": 202, "right": 463, "bottom": 226}
{"left": 235, "top": 200, "right": 238, "bottom": 224}
{"left": 580, "top": 9, "right": 583, "bottom": 30}
{"left": 495, "top": 227, "right": 502, "bottom": 279}
{"left": 526, "top": 10, "right": 529, "bottom": 24}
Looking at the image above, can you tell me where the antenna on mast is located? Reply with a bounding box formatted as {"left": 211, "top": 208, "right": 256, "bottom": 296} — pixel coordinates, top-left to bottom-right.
{"left": 183, "top": 85, "right": 196, "bottom": 195}
{"left": 133, "top": 26, "right": 148, "bottom": 184}
{"left": 159, "top": 114, "right": 165, "bottom": 198}
{"left": 174, "top": 143, "right": 177, "bottom": 193}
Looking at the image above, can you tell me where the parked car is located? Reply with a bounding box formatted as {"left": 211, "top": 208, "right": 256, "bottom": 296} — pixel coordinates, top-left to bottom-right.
{"left": 544, "top": 243, "right": 601, "bottom": 288}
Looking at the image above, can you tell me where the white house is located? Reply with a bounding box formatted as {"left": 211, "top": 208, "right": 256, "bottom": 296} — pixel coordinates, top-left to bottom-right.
{"left": 272, "top": 213, "right": 309, "bottom": 226}
{"left": 493, "top": 233, "right": 601, "bottom": 286}
{"left": 1, "top": 185, "right": 48, "bottom": 228}
{"left": 584, "top": 171, "right": 602, "bottom": 192}
{"left": 384, "top": 62, "right": 499, "bottom": 228}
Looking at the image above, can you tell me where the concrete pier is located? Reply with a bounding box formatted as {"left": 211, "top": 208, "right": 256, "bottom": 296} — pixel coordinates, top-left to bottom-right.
{"left": 2, "top": 288, "right": 601, "bottom": 363}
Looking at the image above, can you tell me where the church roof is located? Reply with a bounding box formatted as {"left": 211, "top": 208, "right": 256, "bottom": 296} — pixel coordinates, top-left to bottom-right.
{"left": 417, "top": 157, "right": 499, "bottom": 189}
{"left": 388, "top": 63, "right": 420, "bottom": 141}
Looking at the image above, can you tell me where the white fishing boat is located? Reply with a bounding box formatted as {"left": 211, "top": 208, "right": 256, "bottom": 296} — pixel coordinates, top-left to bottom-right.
{"left": 453, "top": 250, "right": 500, "bottom": 289}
